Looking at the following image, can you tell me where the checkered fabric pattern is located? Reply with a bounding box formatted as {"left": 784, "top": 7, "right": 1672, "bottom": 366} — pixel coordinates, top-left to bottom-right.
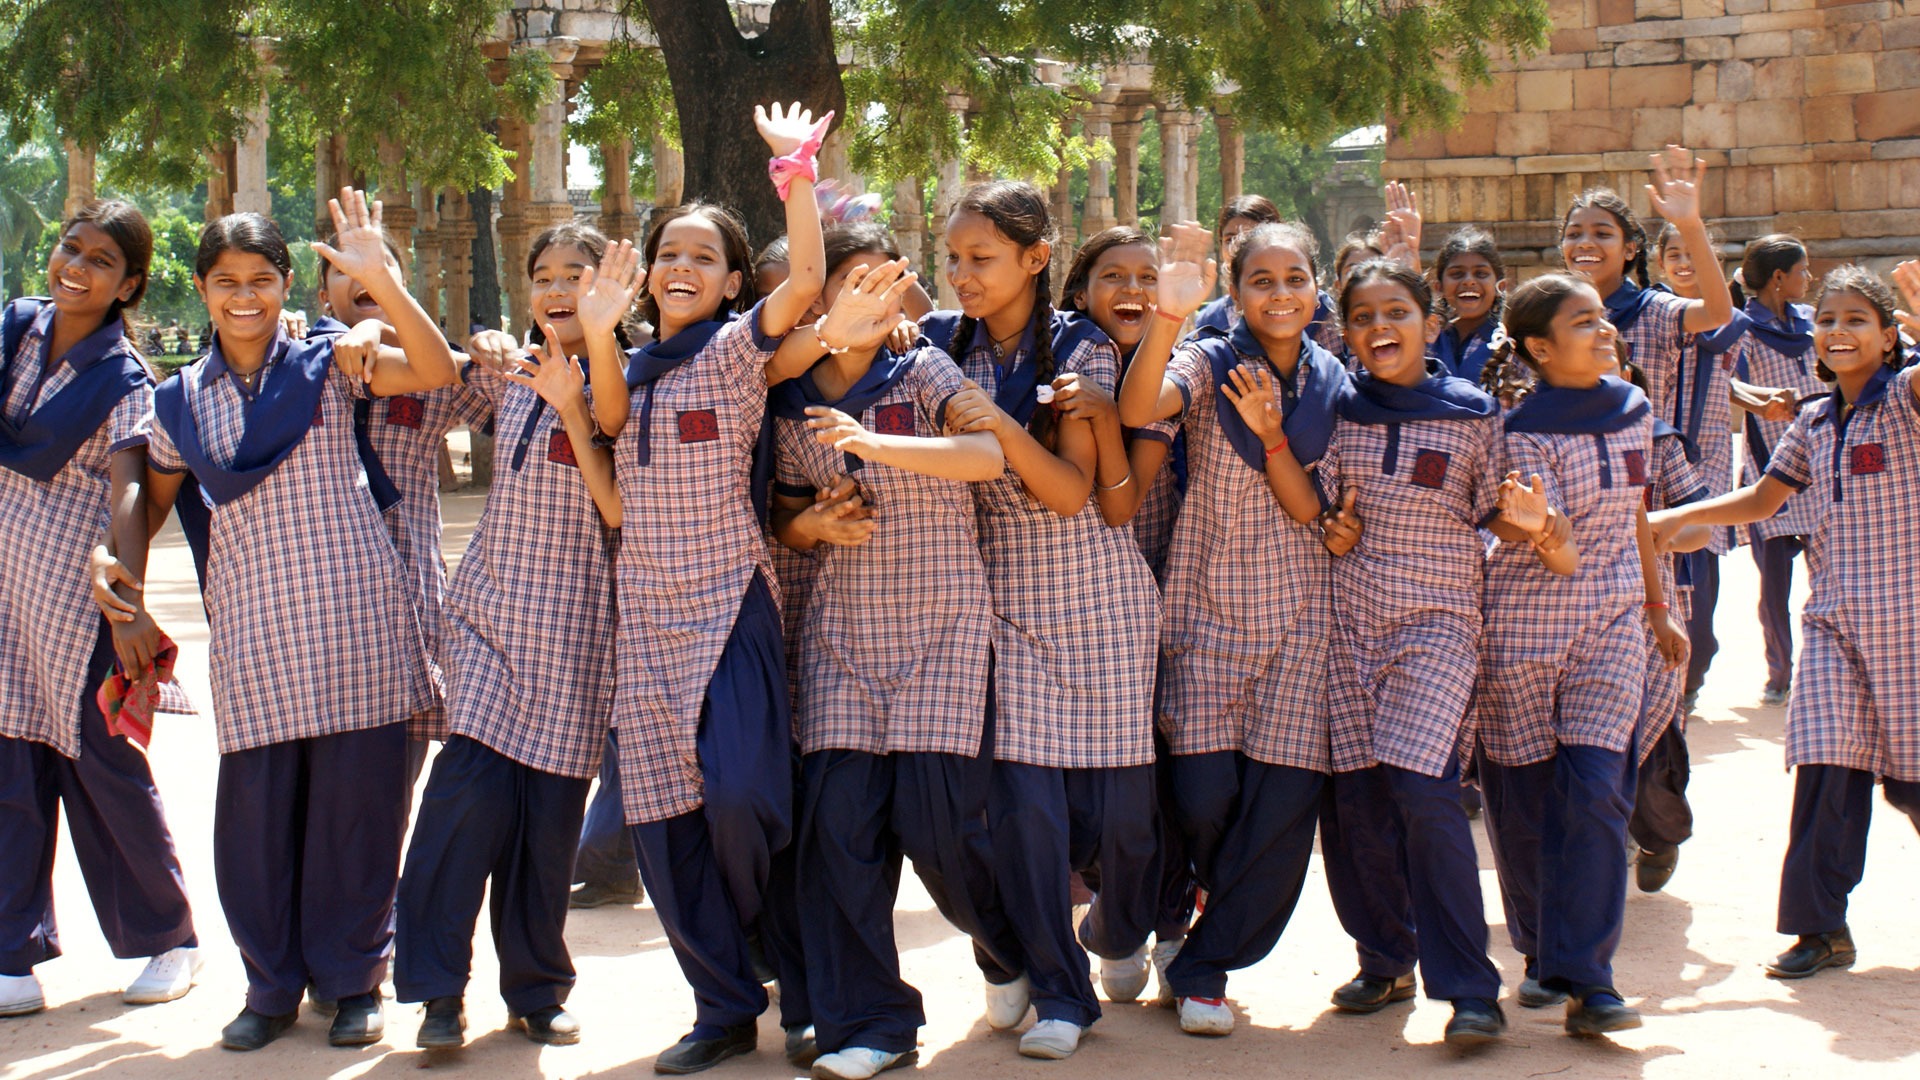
{"left": 1620, "top": 288, "right": 1691, "bottom": 425}
{"left": 955, "top": 323, "right": 1157, "bottom": 769}
{"left": 767, "top": 536, "right": 817, "bottom": 704}
{"left": 1675, "top": 332, "right": 1743, "bottom": 554}
{"left": 440, "top": 363, "right": 616, "bottom": 779}
{"left": 1125, "top": 416, "right": 1183, "bottom": 582}
{"left": 0, "top": 307, "right": 152, "bottom": 758}
{"left": 611, "top": 313, "right": 782, "bottom": 823}
{"left": 773, "top": 347, "right": 991, "bottom": 757}
{"left": 1740, "top": 332, "right": 1826, "bottom": 541}
{"left": 1638, "top": 433, "right": 1705, "bottom": 762}
{"left": 1319, "top": 412, "right": 1503, "bottom": 777}
{"left": 1154, "top": 340, "right": 1333, "bottom": 773}
{"left": 1767, "top": 369, "right": 1920, "bottom": 780}
{"left": 146, "top": 344, "right": 431, "bottom": 753}
{"left": 1477, "top": 415, "right": 1655, "bottom": 766}
{"left": 366, "top": 384, "right": 493, "bottom": 741}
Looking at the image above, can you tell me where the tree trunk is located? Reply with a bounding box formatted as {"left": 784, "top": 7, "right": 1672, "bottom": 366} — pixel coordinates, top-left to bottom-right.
{"left": 645, "top": 0, "right": 847, "bottom": 248}
{"left": 467, "top": 187, "right": 502, "bottom": 332}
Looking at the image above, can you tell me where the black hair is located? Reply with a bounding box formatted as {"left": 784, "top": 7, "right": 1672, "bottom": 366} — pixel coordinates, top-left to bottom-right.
{"left": 755, "top": 235, "right": 790, "bottom": 273}
{"left": 1230, "top": 221, "right": 1319, "bottom": 291}
{"left": 1331, "top": 231, "right": 1382, "bottom": 289}
{"left": 1812, "top": 265, "right": 1901, "bottom": 382}
{"left": 61, "top": 200, "right": 153, "bottom": 321}
{"left": 639, "top": 201, "right": 756, "bottom": 328}
{"left": 1563, "top": 188, "right": 1650, "bottom": 288}
{"left": 947, "top": 180, "right": 1059, "bottom": 447}
{"left": 1432, "top": 226, "right": 1505, "bottom": 324}
{"left": 1216, "top": 195, "right": 1282, "bottom": 238}
{"left": 1741, "top": 234, "right": 1809, "bottom": 299}
{"left": 823, "top": 222, "right": 899, "bottom": 278}
{"left": 1482, "top": 272, "right": 1594, "bottom": 402}
{"left": 1339, "top": 258, "right": 1433, "bottom": 321}
{"left": 195, "top": 213, "right": 292, "bottom": 282}
{"left": 1061, "top": 226, "right": 1155, "bottom": 313}
{"left": 527, "top": 220, "right": 634, "bottom": 348}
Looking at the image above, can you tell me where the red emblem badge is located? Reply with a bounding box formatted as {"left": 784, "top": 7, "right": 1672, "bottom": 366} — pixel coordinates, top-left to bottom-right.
{"left": 874, "top": 403, "right": 916, "bottom": 437}
{"left": 1851, "top": 443, "right": 1886, "bottom": 475}
{"left": 547, "top": 429, "right": 578, "bottom": 467}
{"left": 386, "top": 396, "right": 424, "bottom": 429}
{"left": 1410, "top": 449, "right": 1450, "bottom": 490}
{"left": 1622, "top": 449, "right": 1647, "bottom": 486}
{"left": 677, "top": 409, "right": 720, "bottom": 443}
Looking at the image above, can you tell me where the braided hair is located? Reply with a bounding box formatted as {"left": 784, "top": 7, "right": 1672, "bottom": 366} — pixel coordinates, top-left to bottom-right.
{"left": 947, "top": 180, "right": 1060, "bottom": 448}
{"left": 1482, "top": 273, "right": 1593, "bottom": 406}
{"left": 1563, "top": 188, "right": 1651, "bottom": 289}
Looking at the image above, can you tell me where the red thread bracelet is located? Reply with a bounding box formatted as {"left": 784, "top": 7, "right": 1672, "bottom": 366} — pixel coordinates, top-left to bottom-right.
{"left": 1264, "top": 436, "right": 1290, "bottom": 459}
{"left": 1154, "top": 306, "right": 1184, "bottom": 325}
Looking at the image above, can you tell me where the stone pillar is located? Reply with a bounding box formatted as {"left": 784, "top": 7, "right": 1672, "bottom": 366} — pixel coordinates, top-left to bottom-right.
{"left": 519, "top": 36, "right": 581, "bottom": 285}
{"left": 932, "top": 96, "right": 970, "bottom": 308}
{"left": 415, "top": 185, "right": 443, "bottom": 326}
{"left": 819, "top": 126, "right": 867, "bottom": 193}
{"left": 1183, "top": 111, "right": 1201, "bottom": 228}
{"left": 1157, "top": 105, "right": 1190, "bottom": 227}
{"left": 1051, "top": 166, "right": 1077, "bottom": 260}
{"left": 62, "top": 140, "right": 96, "bottom": 217}
{"left": 599, "top": 138, "right": 641, "bottom": 244}
{"left": 650, "top": 135, "right": 683, "bottom": 209}
{"left": 233, "top": 82, "right": 270, "bottom": 216}
{"left": 496, "top": 115, "right": 533, "bottom": 335}
{"left": 1216, "top": 108, "right": 1244, "bottom": 207}
{"left": 205, "top": 143, "right": 236, "bottom": 222}
{"left": 442, "top": 187, "right": 475, "bottom": 338}
{"left": 376, "top": 139, "right": 416, "bottom": 269}
{"left": 1081, "top": 108, "right": 1116, "bottom": 239}
{"left": 1111, "top": 107, "right": 1143, "bottom": 228}
{"left": 892, "top": 177, "right": 923, "bottom": 278}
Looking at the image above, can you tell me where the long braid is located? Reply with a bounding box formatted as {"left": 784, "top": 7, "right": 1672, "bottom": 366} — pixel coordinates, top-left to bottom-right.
{"left": 1027, "top": 266, "right": 1058, "bottom": 449}
{"left": 948, "top": 313, "right": 978, "bottom": 373}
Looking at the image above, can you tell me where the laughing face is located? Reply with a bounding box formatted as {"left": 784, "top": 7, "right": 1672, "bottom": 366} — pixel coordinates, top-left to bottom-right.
{"left": 1343, "top": 278, "right": 1437, "bottom": 387}
{"left": 1657, "top": 241, "right": 1698, "bottom": 298}
{"left": 1232, "top": 239, "right": 1318, "bottom": 350}
{"left": 1529, "top": 282, "right": 1622, "bottom": 389}
{"left": 321, "top": 250, "right": 397, "bottom": 328}
{"left": 1439, "top": 252, "right": 1500, "bottom": 324}
{"left": 47, "top": 222, "right": 139, "bottom": 323}
{"left": 1813, "top": 288, "right": 1896, "bottom": 380}
{"left": 195, "top": 250, "right": 289, "bottom": 351}
{"left": 647, "top": 215, "right": 743, "bottom": 336}
{"left": 530, "top": 242, "right": 599, "bottom": 353}
{"left": 1561, "top": 206, "right": 1634, "bottom": 290}
{"left": 1079, "top": 241, "right": 1157, "bottom": 350}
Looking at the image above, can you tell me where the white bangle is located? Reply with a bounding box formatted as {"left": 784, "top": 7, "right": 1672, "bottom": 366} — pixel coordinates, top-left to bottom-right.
{"left": 813, "top": 317, "right": 852, "bottom": 355}
{"left": 1097, "top": 470, "right": 1134, "bottom": 492}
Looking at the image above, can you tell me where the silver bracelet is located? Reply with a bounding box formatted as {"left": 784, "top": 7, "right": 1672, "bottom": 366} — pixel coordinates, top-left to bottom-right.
{"left": 1097, "top": 470, "right": 1134, "bottom": 492}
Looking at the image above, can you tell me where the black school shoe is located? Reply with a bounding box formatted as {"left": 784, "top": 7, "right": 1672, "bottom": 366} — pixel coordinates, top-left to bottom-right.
{"left": 1564, "top": 989, "right": 1642, "bottom": 1036}
{"left": 1636, "top": 847, "right": 1680, "bottom": 893}
{"left": 785, "top": 1024, "right": 820, "bottom": 1067}
{"left": 1765, "top": 929, "right": 1856, "bottom": 979}
{"left": 654, "top": 1023, "right": 758, "bottom": 1075}
{"left": 510, "top": 1004, "right": 582, "bottom": 1045}
{"left": 221, "top": 1006, "right": 298, "bottom": 1051}
{"left": 1516, "top": 957, "right": 1568, "bottom": 1008}
{"left": 1330, "top": 972, "right": 1417, "bottom": 1013}
{"left": 1444, "top": 998, "right": 1507, "bottom": 1048}
{"left": 416, "top": 996, "right": 467, "bottom": 1049}
{"left": 328, "top": 991, "right": 385, "bottom": 1047}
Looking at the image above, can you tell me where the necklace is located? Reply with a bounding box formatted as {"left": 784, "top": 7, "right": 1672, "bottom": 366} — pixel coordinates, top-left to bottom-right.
{"left": 988, "top": 326, "right": 1023, "bottom": 359}
{"left": 235, "top": 366, "right": 262, "bottom": 393}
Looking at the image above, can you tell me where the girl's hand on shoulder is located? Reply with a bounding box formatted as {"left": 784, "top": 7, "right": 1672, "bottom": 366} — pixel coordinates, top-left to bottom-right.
{"left": 311, "top": 187, "right": 399, "bottom": 289}
{"left": 280, "top": 309, "right": 308, "bottom": 340}
{"left": 1646, "top": 145, "right": 1706, "bottom": 225}
{"left": 756, "top": 101, "right": 826, "bottom": 157}
{"left": 465, "top": 329, "right": 523, "bottom": 375}
{"left": 819, "top": 258, "right": 919, "bottom": 352}
{"left": 1156, "top": 221, "right": 1218, "bottom": 320}
{"left": 500, "top": 327, "right": 586, "bottom": 411}
{"left": 1649, "top": 605, "right": 1689, "bottom": 671}
{"left": 806, "top": 405, "right": 880, "bottom": 458}
{"left": 1496, "top": 470, "right": 1552, "bottom": 536}
{"left": 1319, "top": 488, "right": 1363, "bottom": 556}
{"left": 1048, "top": 372, "right": 1115, "bottom": 426}
{"left": 90, "top": 544, "right": 141, "bottom": 624}
{"left": 1221, "top": 363, "right": 1285, "bottom": 443}
{"left": 332, "top": 318, "right": 386, "bottom": 385}
{"left": 577, "top": 239, "right": 646, "bottom": 340}
{"left": 886, "top": 317, "right": 920, "bottom": 354}
{"left": 945, "top": 380, "right": 1005, "bottom": 437}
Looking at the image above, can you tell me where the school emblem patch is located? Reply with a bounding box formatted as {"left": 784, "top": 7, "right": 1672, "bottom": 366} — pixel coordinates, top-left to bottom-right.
{"left": 1410, "top": 449, "right": 1451, "bottom": 490}
{"left": 874, "top": 403, "right": 916, "bottom": 437}
{"left": 311, "top": 402, "right": 325, "bottom": 427}
{"left": 386, "top": 395, "right": 425, "bottom": 429}
{"left": 1851, "top": 442, "right": 1886, "bottom": 475}
{"left": 677, "top": 409, "right": 720, "bottom": 443}
{"left": 1622, "top": 449, "right": 1648, "bottom": 486}
{"left": 547, "top": 429, "right": 578, "bottom": 467}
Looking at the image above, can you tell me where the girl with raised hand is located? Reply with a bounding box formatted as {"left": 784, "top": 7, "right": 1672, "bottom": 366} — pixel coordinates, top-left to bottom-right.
{"left": 1114, "top": 220, "right": 1342, "bottom": 1038}
{"left": 1650, "top": 265, "right": 1920, "bottom": 982}
{"left": 1192, "top": 196, "right": 1281, "bottom": 335}
{"left": 393, "top": 221, "right": 626, "bottom": 1052}
{"left": 578, "top": 101, "right": 880, "bottom": 1076}
{"left": 766, "top": 222, "right": 1005, "bottom": 1080}
{"left": 925, "top": 179, "right": 1161, "bottom": 1060}
{"left": 103, "top": 192, "right": 455, "bottom": 1052}
{"left": 0, "top": 201, "right": 201, "bottom": 1018}
{"left": 1471, "top": 273, "right": 1685, "bottom": 1040}
{"left": 1254, "top": 259, "right": 1509, "bottom": 1046}
{"left": 1731, "top": 235, "right": 1821, "bottom": 709}
{"left": 1431, "top": 226, "right": 1507, "bottom": 385}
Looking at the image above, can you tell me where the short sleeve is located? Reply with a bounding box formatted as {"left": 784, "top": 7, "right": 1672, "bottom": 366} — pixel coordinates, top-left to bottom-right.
{"left": 1766, "top": 412, "right": 1816, "bottom": 491}
{"left": 1061, "top": 337, "right": 1119, "bottom": 394}
{"left": 910, "top": 348, "right": 968, "bottom": 431}
{"left": 713, "top": 299, "right": 782, "bottom": 392}
{"left": 461, "top": 360, "right": 509, "bottom": 416}
{"left": 1657, "top": 437, "right": 1706, "bottom": 507}
{"left": 1888, "top": 366, "right": 1920, "bottom": 438}
{"left": 1164, "top": 343, "right": 1208, "bottom": 425}
{"left": 450, "top": 379, "right": 496, "bottom": 432}
{"left": 106, "top": 382, "right": 154, "bottom": 454}
{"left": 1470, "top": 414, "right": 1505, "bottom": 526}
{"left": 326, "top": 363, "right": 368, "bottom": 403}
{"left": 146, "top": 401, "right": 186, "bottom": 473}
{"left": 772, "top": 419, "right": 813, "bottom": 496}
{"left": 1504, "top": 430, "right": 1563, "bottom": 516}
{"left": 1315, "top": 423, "right": 1346, "bottom": 507}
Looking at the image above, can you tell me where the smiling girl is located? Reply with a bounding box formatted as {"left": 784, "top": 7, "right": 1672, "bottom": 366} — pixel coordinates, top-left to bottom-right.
{"left": 0, "top": 201, "right": 201, "bottom": 1018}
{"left": 103, "top": 192, "right": 455, "bottom": 1051}
{"left": 1431, "top": 227, "right": 1506, "bottom": 385}
{"left": 1650, "top": 265, "right": 1920, "bottom": 983}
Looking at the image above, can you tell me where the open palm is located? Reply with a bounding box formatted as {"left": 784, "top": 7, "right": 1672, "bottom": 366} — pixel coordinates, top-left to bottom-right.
{"left": 577, "top": 240, "right": 646, "bottom": 339}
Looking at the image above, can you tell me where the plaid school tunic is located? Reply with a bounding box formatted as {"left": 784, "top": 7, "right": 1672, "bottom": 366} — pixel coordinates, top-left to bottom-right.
{"left": 0, "top": 307, "right": 152, "bottom": 759}
{"left": 772, "top": 347, "right": 991, "bottom": 757}
{"left": 1477, "top": 412, "right": 1655, "bottom": 766}
{"left": 1319, "top": 411, "right": 1503, "bottom": 777}
{"left": 1673, "top": 331, "right": 1743, "bottom": 555}
{"left": 1639, "top": 432, "right": 1706, "bottom": 762}
{"left": 611, "top": 312, "right": 783, "bottom": 823}
{"left": 1740, "top": 329, "right": 1825, "bottom": 541}
{"left": 953, "top": 322, "right": 1158, "bottom": 769}
{"left": 1619, "top": 288, "right": 1691, "bottom": 422}
{"left": 1125, "top": 414, "right": 1183, "bottom": 582}
{"left": 1155, "top": 342, "right": 1333, "bottom": 772}
{"left": 147, "top": 344, "right": 432, "bottom": 754}
{"left": 767, "top": 535, "right": 817, "bottom": 703}
{"left": 440, "top": 363, "right": 616, "bottom": 779}
{"left": 1766, "top": 368, "right": 1920, "bottom": 781}
{"left": 366, "top": 385, "right": 494, "bottom": 741}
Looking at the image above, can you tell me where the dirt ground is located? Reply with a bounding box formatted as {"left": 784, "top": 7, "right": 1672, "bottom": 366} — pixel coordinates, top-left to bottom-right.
{"left": 5, "top": 486, "right": 1920, "bottom": 1080}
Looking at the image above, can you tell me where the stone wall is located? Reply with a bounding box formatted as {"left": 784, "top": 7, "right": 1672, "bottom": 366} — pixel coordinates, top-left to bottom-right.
{"left": 1382, "top": 0, "right": 1920, "bottom": 276}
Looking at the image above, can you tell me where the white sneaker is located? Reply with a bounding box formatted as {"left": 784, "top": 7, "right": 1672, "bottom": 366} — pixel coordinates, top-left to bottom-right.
{"left": 123, "top": 947, "right": 203, "bottom": 1005}
{"left": 985, "top": 972, "right": 1031, "bottom": 1030}
{"left": 1018, "top": 1018, "right": 1084, "bottom": 1059}
{"left": 810, "top": 1046, "right": 918, "bottom": 1079}
{"left": 0, "top": 972, "right": 45, "bottom": 1016}
{"left": 1151, "top": 937, "right": 1184, "bottom": 1007}
{"left": 1178, "top": 995, "right": 1234, "bottom": 1036}
{"left": 1101, "top": 942, "right": 1152, "bottom": 1003}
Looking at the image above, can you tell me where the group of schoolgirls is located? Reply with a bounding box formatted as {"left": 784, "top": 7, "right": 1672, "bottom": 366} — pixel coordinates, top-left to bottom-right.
{"left": 8, "top": 115, "right": 1920, "bottom": 1080}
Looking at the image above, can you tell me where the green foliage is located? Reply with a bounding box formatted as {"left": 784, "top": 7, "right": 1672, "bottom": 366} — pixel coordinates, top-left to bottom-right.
{"left": 0, "top": 131, "right": 61, "bottom": 302}
{"left": 572, "top": 37, "right": 679, "bottom": 154}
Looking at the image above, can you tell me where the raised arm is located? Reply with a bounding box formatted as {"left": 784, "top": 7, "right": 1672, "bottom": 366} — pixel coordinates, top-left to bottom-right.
{"left": 1117, "top": 223, "right": 1215, "bottom": 428}
{"left": 505, "top": 330, "right": 623, "bottom": 528}
{"left": 574, "top": 240, "right": 647, "bottom": 438}
{"left": 1646, "top": 147, "right": 1733, "bottom": 335}
{"left": 757, "top": 103, "right": 833, "bottom": 337}
{"left": 312, "top": 188, "right": 457, "bottom": 395}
